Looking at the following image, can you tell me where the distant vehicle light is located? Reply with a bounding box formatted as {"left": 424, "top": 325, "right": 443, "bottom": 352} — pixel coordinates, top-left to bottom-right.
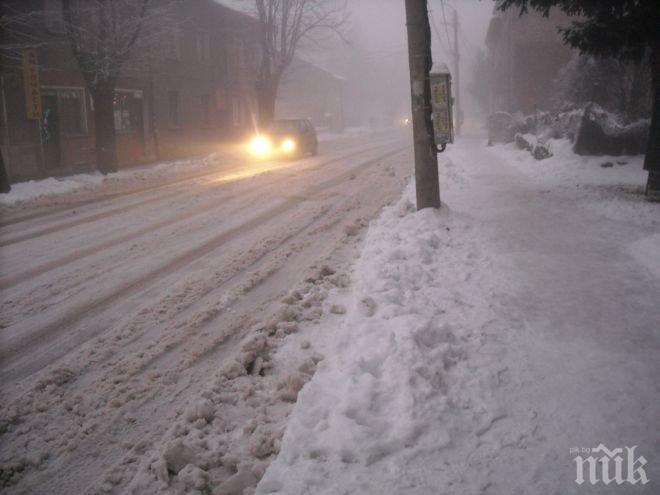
{"left": 249, "top": 135, "right": 272, "bottom": 157}
{"left": 281, "top": 138, "right": 296, "bottom": 153}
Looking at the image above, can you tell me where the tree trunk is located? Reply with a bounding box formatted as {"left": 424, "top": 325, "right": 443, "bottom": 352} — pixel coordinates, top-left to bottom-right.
{"left": 404, "top": 0, "right": 440, "bottom": 210}
{"left": 148, "top": 70, "right": 160, "bottom": 161}
{"left": 644, "top": 86, "right": 659, "bottom": 174}
{"left": 644, "top": 43, "right": 660, "bottom": 198}
{"left": 256, "top": 77, "right": 279, "bottom": 128}
{"left": 92, "top": 87, "right": 118, "bottom": 174}
{"left": 0, "top": 148, "right": 10, "bottom": 193}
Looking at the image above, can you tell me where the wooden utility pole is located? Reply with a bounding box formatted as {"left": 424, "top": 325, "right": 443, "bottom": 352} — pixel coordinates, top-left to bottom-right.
{"left": 405, "top": 0, "right": 440, "bottom": 210}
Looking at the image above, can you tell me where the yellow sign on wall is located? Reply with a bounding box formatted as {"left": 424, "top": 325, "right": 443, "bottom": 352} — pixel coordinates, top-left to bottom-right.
{"left": 22, "top": 48, "right": 42, "bottom": 120}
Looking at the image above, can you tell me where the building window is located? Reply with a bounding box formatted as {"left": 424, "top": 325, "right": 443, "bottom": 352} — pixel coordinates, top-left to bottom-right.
{"left": 40, "top": 87, "right": 87, "bottom": 136}
{"left": 44, "top": 0, "right": 65, "bottom": 33}
{"left": 197, "top": 31, "right": 211, "bottom": 63}
{"left": 229, "top": 37, "right": 244, "bottom": 73}
{"left": 237, "top": 39, "right": 245, "bottom": 70}
{"left": 113, "top": 90, "right": 142, "bottom": 133}
{"left": 56, "top": 88, "right": 86, "bottom": 135}
{"left": 165, "top": 28, "right": 183, "bottom": 60}
{"left": 200, "top": 94, "right": 210, "bottom": 125}
{"left": 168, "top": 90, "right": 180, "bottom": 127}
{"left": 60, "top": 93, "right": 82, "bottom": 134}
{"left": 244, "top": 42, "right": 257, "bottom": 72}
{"left": 218, "top": 35, "right": 229, "bottom": 74}
{"left": 231, "top": 97, "right": 241, "bottom": 126}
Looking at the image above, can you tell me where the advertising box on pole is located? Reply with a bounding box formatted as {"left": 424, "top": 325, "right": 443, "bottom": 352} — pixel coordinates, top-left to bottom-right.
{"left": 430, "top": 63, "right": 454, "bottom": 150}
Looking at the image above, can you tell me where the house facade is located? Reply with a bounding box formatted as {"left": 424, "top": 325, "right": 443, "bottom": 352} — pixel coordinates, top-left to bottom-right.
{"left": 0, "top": 0, "right": 261, "bottom": 182}
{"left": 276, "top": 58, "right": 345, "bottom": 132}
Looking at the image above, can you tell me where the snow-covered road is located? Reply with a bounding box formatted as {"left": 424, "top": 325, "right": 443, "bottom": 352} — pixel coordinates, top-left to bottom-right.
{"left": 0, "top": 132, "right": 413, "bottom": 493}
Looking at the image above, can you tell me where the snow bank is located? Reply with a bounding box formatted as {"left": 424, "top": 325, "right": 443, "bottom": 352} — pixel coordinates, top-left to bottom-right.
{"left": 0, "top": 154, "right": 219, "bottom": 207}
{"left": 0, "top": 174, "right": 105, "bottom": 206}
{"left": 257, "top": 140, "right": 659, "bottom": 494}
{"left": 113, "top": 263, "right": 350, "bottom": 495}
{"left": 257, "top": 184, "right": 499, "bottom": 494}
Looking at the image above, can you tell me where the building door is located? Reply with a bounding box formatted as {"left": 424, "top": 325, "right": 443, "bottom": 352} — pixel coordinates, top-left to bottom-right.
{"left": 40, "top": 94, "right": 61, "bottom": 169}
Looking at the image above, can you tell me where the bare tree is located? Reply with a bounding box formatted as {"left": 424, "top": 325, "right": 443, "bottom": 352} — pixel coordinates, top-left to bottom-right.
{"left": 254, "top": 0, "right": 347, "bottom": 126}
{"left": 1, "top": 0, "right": 178, "bottom": 177}
{"left": 61, "top": 0, "right": 151, "bottom": 173}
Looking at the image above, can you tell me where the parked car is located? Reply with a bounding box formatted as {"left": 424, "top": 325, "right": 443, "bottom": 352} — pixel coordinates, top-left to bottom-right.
{"left": 248, "top": 119, "right": 318, "bottom": 158}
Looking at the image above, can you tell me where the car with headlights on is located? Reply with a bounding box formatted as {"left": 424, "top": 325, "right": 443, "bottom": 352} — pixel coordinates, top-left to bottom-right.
{"left": 248, "top": 119, "right": 318, "bottom": 159}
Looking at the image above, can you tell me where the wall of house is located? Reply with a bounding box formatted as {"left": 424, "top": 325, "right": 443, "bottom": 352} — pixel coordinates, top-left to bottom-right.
{"left": 0, "top": 0, "right": 261, "bottom": 183}
{"left": 276, "top": 60, "right": 345, "bottom": 132}
{"left": 146, "top": 0, "right": 261, "bottom": 161}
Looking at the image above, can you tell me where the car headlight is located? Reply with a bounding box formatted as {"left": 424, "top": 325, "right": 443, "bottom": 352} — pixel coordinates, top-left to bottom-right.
{"left": 249, "top": 136, "right": 272, "bottom": 157}
{"left": 281, "top": 138, "right": 296, "bottom": 153}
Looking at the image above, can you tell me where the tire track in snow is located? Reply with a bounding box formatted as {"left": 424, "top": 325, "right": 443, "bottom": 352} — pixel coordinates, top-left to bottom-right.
{"left": 0, "top": 141, "right": 385, "bottom": 246}
{"left": 0, "top": 188, "right": 193, "bottom": 248}
{"left": 0, "top": 144, "right": 385, "bottom": 289}
{"left": 0, "top": 155, "right": 369, "bottom": 338}
{"left": 0, "top": 159, "right": 230, "bottom": 228}
{"left": 0, "top": 146, "right": 412, "bottom": 495}
{"left": 0, "top": 136, "right": 390, "bottom": 230}
{"left": 123, "top": 201, "right": 335, "bottom": 380}
{"left": 0, "top": 145, "right": 408, "bottom": 382}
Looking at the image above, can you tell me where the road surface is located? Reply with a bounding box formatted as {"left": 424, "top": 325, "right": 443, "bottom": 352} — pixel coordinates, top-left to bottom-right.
{"left": 0, "top": 131, "right": 413, "bottom": 493}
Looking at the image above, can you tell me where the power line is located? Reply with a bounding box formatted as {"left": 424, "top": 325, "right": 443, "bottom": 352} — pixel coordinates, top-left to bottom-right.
{"left": 428, "top": 9, "right": 451, "bottom": 61}
{"left": 439, "top": 0, "right": 454, "bottom": 54}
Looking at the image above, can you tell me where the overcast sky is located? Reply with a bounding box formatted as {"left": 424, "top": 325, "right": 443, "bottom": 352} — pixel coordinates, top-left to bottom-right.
{"left": 217, "top": 0, "right": 492, "bottom": 57}
{"left": 217, "top": 0, "right": 494, "bottom": 123}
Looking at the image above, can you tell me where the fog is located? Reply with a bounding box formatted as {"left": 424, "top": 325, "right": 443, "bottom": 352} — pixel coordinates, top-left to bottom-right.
{"left": 220, "top": 0, "right": 493, "bottom": 129}
{"left": 2, "top": 1, "right": 658, "bottom": 492}
{"left": 306, "top": 0, "right": 493, "bottom": 129}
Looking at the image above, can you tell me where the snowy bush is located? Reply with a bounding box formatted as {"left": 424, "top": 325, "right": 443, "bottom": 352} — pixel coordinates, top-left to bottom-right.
{"left": 574, "top": 104, "right": 650, "bottom": 156}
{"left": 555, "top": 54, "right": 652, "bottom": 121}
{"left": 514, "top": 133, "right": 553, "bottom": 160}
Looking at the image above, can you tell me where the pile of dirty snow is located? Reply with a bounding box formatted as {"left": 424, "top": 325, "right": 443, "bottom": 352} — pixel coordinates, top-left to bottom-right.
{"left": 257, "top": 184, "right": 508, "bottom": 494}
{"left": 0, "top": 174, "right": 106, "bottom": 206}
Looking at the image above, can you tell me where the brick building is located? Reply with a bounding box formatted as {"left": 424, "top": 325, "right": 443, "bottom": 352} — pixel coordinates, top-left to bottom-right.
{"left": 0, "top": 0, "right": 261, "bottom": 182}
{"left": 485, "top": 5, "right": 575, "bottom": 115}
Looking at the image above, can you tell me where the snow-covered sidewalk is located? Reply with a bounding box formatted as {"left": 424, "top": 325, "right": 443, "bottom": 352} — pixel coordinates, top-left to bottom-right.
{"left": 257, "top": 137, "right": 660, "bottom": 494}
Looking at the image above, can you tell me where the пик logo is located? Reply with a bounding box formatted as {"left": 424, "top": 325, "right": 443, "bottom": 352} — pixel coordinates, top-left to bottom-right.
{"left": 571, "top": 444, "right": 649, "bottom": 485}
